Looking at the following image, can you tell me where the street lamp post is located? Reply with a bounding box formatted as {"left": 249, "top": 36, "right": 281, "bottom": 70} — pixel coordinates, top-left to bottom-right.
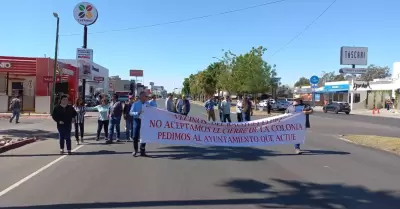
{"left": 50, "top": 12, "right": 60, "bottom": 113}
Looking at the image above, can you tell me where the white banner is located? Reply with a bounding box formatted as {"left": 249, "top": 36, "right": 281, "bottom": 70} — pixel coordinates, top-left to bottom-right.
{"left": 140, "top": 107, "right": 306, "bottom": 147}
{"left": 76, "top": 48, "right": 93, "bottom": 80}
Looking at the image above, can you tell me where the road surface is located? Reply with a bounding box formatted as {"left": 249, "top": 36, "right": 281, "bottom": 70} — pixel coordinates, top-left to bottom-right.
{"left": 0, "top": 100, "right": 399, "bottom": 209}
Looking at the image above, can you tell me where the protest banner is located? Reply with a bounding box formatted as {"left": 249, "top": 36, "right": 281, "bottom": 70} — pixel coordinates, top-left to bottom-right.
{"left": 140, "top": 106, "right": 306, "bottom": 147}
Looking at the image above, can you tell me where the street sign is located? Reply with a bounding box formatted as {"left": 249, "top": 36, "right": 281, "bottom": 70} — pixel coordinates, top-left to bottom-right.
{"left": 340, "top": 46, "right": 368, "bottom": 66}
{"left": 309, "top": 75, "right": 319, "bottom": 85}
{"left": 73, "top": 2, "right": 98, "bottom": 26}
{"left": 76, "top": 48, "right": 93, "bottom": 80}
{"left": 311, "top": 84, "right": 318, "bottom": 88}
{"left": 339, "top": 68, "right": 367, "bottom": 74}
{"left": 130, "top": 69, "right": 144, "bottom": 77}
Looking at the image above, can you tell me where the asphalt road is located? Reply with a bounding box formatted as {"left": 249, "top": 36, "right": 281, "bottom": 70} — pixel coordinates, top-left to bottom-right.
{"left": 0, "top": 100, "right": 399, "bottom": 209}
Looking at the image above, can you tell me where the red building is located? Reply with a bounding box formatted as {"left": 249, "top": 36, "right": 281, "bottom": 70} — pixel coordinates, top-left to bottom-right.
{"left": 0, "top": 56, "right": 79, "bottom": 113}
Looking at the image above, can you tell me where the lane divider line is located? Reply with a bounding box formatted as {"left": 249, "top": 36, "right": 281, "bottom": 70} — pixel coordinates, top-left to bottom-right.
{"left": 0, "top": 145, "right": 84, "bottom": 197}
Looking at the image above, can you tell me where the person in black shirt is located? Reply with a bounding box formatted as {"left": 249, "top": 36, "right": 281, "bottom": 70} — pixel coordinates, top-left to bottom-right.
{"left": 52, "top": 95, "right": 77, "bottom": 155}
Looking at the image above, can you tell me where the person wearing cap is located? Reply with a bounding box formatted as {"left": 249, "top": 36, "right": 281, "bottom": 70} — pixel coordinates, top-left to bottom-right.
{"left": 285, "top": 95, "right": 313, "bottom": 154}
{"left": 123, "top": 95, "right": 135, "bottom": 141}
{"left": 147, "top": 94, "right": 157, "bottom": 107}
{"left": 107, "top": 93, "right": 123, "bottom": 144}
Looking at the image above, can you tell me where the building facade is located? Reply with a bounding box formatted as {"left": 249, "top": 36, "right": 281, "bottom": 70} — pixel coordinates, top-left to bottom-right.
{"left": 0, "top": 56, "right": 79, "bottom": 113}
{"left": 59, "top": 59, "right": 109, "bottom": 95}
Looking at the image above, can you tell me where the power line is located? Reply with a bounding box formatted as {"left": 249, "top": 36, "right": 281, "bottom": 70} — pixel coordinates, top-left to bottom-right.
{"left": 270, "top": 0, "right": 337, "bottom": 57}
{"left": 60, "top": 0, "right": 289, "bottom": 36}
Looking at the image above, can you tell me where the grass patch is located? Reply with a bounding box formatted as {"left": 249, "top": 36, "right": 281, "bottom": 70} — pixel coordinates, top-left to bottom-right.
{"left": 342, "top": 135, "right": 400, "bottom": 155}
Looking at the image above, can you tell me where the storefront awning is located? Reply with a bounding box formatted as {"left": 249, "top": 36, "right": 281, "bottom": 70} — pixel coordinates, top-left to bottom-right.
{"left": 323, "top": 84, "right": 349, "bottom": 92}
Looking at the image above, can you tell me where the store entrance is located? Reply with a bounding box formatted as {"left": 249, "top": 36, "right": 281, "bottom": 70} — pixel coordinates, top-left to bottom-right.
{"left": 54, "top": 82, "right": 69, "bottom": 104}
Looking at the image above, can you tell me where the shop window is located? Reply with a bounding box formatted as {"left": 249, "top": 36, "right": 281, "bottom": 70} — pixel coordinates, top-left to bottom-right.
{"left": 11, "top": 82, "right": 23, "bottom": 90}
{"left": 348, "top": 93, "right": 361, "bottom": 103}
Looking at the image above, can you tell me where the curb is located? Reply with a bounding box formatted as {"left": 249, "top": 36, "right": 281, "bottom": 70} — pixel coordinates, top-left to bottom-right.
{"left": 0, "top": 115, "right": 96, "bottom": 119}
{"left": 0, "top": 138, "right": 37, "bottom": 154}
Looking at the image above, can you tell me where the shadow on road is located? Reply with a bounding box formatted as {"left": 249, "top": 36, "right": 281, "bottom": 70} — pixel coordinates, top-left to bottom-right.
{"left": 1, "top": 178, "right": 398, "bottom": 209}
{"left": 0, "top": 129, "right": 59, "bottom": 140}
{"left": 217, "top": 178, "right": 400, "bottom": 209}
{"left": 150, "top": 146, "right": 350, "bottom": 161}
{"left": 0, "top": 149, "right": 130, "bottom": 158}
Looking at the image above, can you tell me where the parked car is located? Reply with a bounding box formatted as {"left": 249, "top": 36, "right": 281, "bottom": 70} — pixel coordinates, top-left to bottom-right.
{"left": 323, "top": 102, "right": 351, "bottom": 114}
{"left": 275, "top": 100, "right": 290, "bottom": 110}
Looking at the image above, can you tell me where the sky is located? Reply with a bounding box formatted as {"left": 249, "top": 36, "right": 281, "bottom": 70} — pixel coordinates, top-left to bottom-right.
{"left": 0, "top": 0, "right": 399, "bottom": 92}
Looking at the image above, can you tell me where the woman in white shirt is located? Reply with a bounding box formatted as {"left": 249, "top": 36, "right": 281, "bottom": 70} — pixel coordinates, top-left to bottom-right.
{"left": 236, "top": 96, "right": 243, "bottom": 122}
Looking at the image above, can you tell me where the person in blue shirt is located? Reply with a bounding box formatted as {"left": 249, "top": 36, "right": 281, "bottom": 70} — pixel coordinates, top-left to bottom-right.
{"left": 129, "top": 91, "right": 149, "bottom": 157}
{"left": 147, "top": 94, "right": 157, "bottom": 107}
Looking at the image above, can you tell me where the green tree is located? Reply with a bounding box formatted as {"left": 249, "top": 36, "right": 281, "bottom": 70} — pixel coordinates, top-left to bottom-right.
{"left": 223, "top": 46, "right": 275, "bottom": 95}
{"left": 181, "top": 77, "right": 190, "bottom": 95}
{"left": 359, "top": 65, "right": 391, "bottom": 81}
{"left": 294, "top": 77, "right": 310, "bottom": 87}
{"left": 319, "top": 71, "right": 346, "bottom": 86}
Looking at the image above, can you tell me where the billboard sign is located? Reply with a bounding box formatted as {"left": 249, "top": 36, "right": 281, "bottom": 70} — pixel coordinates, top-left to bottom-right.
{"left": 340, "top": 47, "right": 368, "bottom": 65}
{"left": 73, "top": 2, "right": 98, "bottom": 26}
{"left": 130, "top": 69, "right": 143, "bottom": 77}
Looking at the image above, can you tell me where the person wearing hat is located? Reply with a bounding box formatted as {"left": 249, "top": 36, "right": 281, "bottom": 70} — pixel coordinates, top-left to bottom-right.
{"left": 285, "top": 95, "right": 313, "bottom": 154}
{"left": 123, "top": 95, "right": 135, "bottom": 141}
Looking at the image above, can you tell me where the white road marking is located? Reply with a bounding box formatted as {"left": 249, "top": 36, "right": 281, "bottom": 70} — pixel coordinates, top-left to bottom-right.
{"left": 323, "top": 165, "right": 336, "bottom": 171}
{"left": 0, "top": 145, "right": 84, "bottom": 197}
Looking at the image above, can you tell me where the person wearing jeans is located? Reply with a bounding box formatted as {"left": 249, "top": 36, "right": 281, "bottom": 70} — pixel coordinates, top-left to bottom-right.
{"left": 87, "top": 98, "right": 110, "bottom": 141}
{"left": 73, "top": 97, "right": 86, "bottom": 145}
{"left": 221, "top": 96, "right": 232, "bottom": 123}
{"left": 123, "top": 96, "right": 134, "bottom": 141}
{"left": 130, "top": 91, "right": 148, "bottom": 157}
{"left": 51, "top": 95, "right": 77, "bottom": 154}
{"left": 9, "top": 95, "right": 21, "bottom": 124}
{"left": 107, "top": 94, "right": 123, "bottom": 144}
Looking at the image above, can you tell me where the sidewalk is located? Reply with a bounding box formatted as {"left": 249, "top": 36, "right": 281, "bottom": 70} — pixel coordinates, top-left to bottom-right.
{"left": 0, "top": 112, "right": 98, "bottom": 119}
{"left": 313, "top": 106, "right": 400, "bottom": 118}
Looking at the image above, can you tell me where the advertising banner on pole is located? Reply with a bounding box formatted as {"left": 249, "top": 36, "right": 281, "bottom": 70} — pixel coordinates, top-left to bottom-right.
{"left": 76, "top": 48, "right": 93, "bottom": 80}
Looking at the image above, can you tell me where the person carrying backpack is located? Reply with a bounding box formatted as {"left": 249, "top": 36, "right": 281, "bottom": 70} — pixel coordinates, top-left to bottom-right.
{"left": 9, "top": 95, "right": 21, "bottom": 124}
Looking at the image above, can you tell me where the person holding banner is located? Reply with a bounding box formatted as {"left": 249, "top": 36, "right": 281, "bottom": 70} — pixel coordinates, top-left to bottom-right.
{"left": 148, "top": 94, "right": 158, "bottom": 107}
{"left": 285, "top": 95, "right": 313, "bottom": 154}
{"left": 130, "top": 91, "right": 149, "bottom": 157}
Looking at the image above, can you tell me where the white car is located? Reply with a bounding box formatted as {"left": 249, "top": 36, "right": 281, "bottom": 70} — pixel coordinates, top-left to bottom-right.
{"left": 273, "top": 101, "right": 289, "bottom": 110}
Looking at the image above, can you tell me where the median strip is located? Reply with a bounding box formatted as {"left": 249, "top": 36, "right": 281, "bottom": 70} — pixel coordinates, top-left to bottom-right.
{"left": 340, "top": 135, "right": 400, "bottom": 155}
